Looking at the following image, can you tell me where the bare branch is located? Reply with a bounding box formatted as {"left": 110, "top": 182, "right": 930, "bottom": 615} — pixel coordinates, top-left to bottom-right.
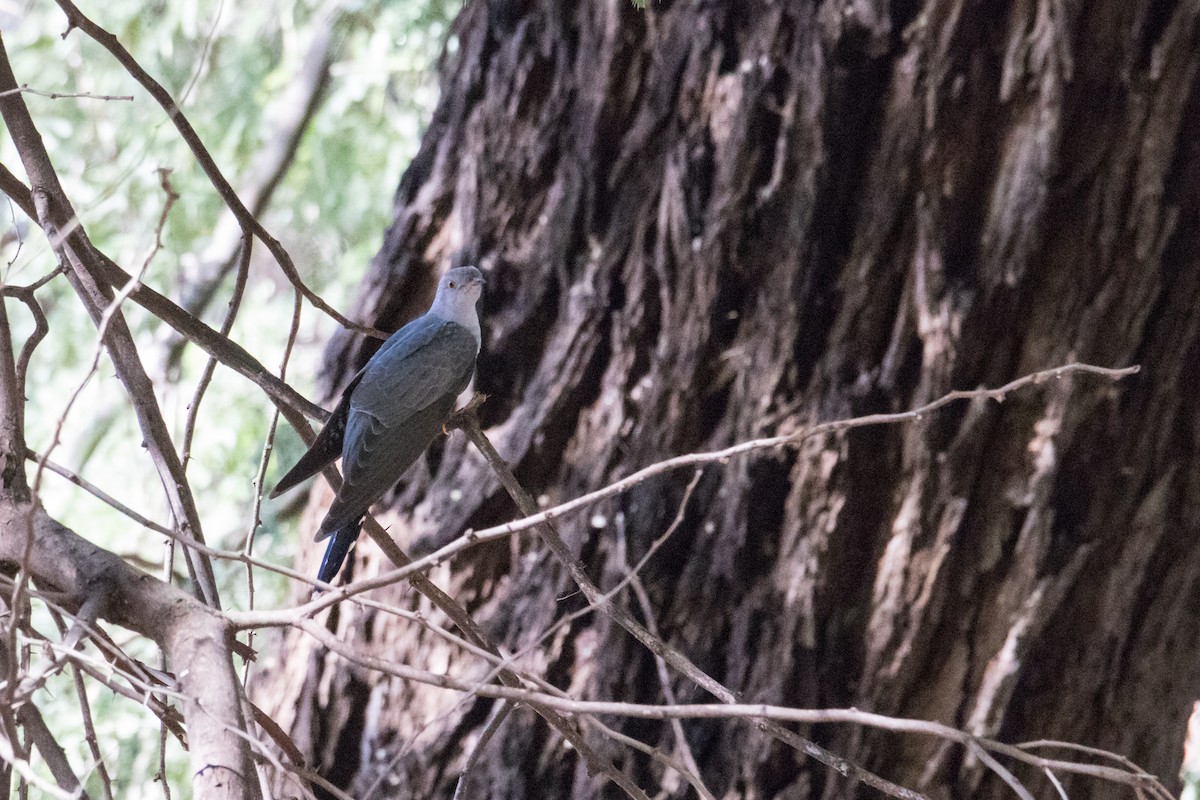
{"left": 0, "top": 270, "right": 60, "bottom": 399}
{"left": 25, "top": 448, "right": 173, "bottom": 535}
{"left": 50, "top": 0, "right": 386, "bottom": 342}
{"left": 1043, "top": 768, "right": 1069, "bottom": 800}
{"left": 0, "top": 84, "right": 131, "bottom": 101}
{"left": 456, "top": 411, "right": 927, "bottom": 799}
{"left": 0, "top": 39, "right": 221, "bottom": 608}
{"left": 0, "top": 729, "right": 74, "bottom": 799}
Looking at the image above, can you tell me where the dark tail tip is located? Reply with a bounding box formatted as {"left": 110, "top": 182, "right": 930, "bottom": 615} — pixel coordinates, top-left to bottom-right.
{"left": 316, "top": 518, "right": 363, "bottom": 585}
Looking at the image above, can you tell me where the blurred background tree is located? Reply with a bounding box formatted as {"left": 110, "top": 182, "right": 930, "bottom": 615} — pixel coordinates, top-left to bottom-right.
{"left": 1, "top": 0, "right": 453, "bottom": 793}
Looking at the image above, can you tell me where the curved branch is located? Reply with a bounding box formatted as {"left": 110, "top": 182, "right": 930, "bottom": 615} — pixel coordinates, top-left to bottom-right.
{"left": 0, "top": 36, "right": 221, "bottom": 608}
{"left": 0, "top": 162, "right": 327, "bottom": 428}
{"left": 50, "top": 0, "right": 385, "bottom": 343}
{"left": 161, "top": 2, "right": 347, "bottom": 376}
{"left": 0, "top": 505, "right": 261, "bottom": 800}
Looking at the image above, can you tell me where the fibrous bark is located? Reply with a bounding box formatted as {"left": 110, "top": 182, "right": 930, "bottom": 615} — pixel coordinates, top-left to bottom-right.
{"left": 257, "top": 1, "right": 1200, "bottom": 798}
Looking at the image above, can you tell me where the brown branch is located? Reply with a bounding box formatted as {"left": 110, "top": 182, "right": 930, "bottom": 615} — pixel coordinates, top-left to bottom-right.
{"left": 0, "top": 270, "right": 59, "bottom": 400}
{"left": 0, "top": 287, "right": 28, "bottom": 502}
{"left": 968, "top": 741, "right": 1035, "bottom": 800}
{"left": 161, "top": 2, "right": 346, "bottom": 376}
{"left": 11, "top": 593, "right": 103, "bottom": 705}
{"left": 0, "top": 84, "right": 131, "bottom": 101}
{"left": 456, "top": 414, "right": 927, "bottom": 800}
{"left": 50, "top": 0, "right": 386, "bottom": 343}
{"left": 578, "top": 717, "right": 713, "bottom": 800}
{"left": 0, "top": 720, "right": 73, "bottom": 799}
{"left": 248, "top": 362, "right": 1138, "bottom": 628}
{"left": 0, "top": 37, "right": 220, "bottom": 608}
{"left": 0, "top": 505, "right": 261, "bottom": 800}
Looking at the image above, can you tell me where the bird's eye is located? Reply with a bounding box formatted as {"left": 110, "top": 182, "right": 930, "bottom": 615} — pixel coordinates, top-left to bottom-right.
{"left": 448, "top": 280, "right": 457, "bottom": 289}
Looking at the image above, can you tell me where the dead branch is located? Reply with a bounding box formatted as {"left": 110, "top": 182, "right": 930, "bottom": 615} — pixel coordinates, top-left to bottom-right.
{"left": 0, "top": 504, "right": 261, "bottom": 800}
{"left": 0, "top": 38, "right": 221, "bottom": 608}
{"left": 456, "top": 412, "right": 928, "bottom": 800}
{"left": 49, "top": 0, "right": 385, "bottom": 343}
{"left": 161, "top": 1, "right": 347, "bottom": 376}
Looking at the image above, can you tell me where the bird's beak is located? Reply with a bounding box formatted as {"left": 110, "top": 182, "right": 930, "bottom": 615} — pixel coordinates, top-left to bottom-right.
{"left": 470, "top": 276, "right": 486, "bottom": 287}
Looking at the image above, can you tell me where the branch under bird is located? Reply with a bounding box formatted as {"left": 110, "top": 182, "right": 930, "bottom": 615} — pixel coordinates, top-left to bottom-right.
{"left": 271, "top": 266, "right": 484, "bottom": 584}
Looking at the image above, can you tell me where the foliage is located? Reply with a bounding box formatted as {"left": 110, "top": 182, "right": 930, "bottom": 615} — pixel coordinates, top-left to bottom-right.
{"left": 1, "top": 0, "right": 453, "bottom": 794}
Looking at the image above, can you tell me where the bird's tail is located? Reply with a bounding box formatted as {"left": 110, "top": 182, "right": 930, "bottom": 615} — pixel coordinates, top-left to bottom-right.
{"left": 317, "top": 517, "right": 363, "bottom": 585}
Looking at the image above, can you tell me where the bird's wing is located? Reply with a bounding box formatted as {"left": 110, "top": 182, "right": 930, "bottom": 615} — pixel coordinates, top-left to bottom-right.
{"left": 268, "top": 371, "right": 365, "bottom": 498}
{"left": 315, "top": 317, "right": 478, "bottom": 539}
{"left": 349, "top": 317, "right": 479, "bottom": 427}
{"left": 316, "top": 396, "right": 456, "bottom": 539}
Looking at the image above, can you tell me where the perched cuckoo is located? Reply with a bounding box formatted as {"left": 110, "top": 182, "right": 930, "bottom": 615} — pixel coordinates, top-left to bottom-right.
{"left": 271, "top": 266, "right": 484, "bottom": 583}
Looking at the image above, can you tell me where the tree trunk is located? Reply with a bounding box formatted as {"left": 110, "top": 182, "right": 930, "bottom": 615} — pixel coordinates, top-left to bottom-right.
{"left": 253, "top": 1, "right": 1200, "bottom": 798}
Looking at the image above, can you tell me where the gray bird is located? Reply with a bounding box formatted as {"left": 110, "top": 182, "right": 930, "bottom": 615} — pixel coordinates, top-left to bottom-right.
{"left": 271, "top": 266, "right": 484, "bottom": 583}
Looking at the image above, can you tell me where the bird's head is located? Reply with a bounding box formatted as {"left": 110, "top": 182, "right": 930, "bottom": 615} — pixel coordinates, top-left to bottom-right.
{"left": 431, "top": 265, "right": 485, "bottom": 321}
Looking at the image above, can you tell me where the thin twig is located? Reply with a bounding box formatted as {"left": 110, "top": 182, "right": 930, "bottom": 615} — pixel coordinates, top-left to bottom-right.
{"left": 458, "top": 412, "right": 927, "bottom": 800}
{"left": 1043, "top": 767, "right": 1069, "bottom": 800}
{"left": 24, "top": 448, "right": 173, "bottom": 535}
{"left": 449, "top": 702, "right": 513, "bottom": 800}
{"left": 180, "top": 233, "right": 252, "bottom": 472}
{"left": 1019, "top": 740, "right": 1172, "bottom": 800}
{"left": 968, "top": 740, "right": 1035, "bottom": 800}
{"left": 0, "top": 269, "right": 60, "bottom": 395}
{"left": 581, "top": 717, "right": 713, "bottom": 800}
{"left": 622, "top": 520, "right": 715, "bottom": 800}
{"left": 0, "top": 84, "right": 131, "bottom": 101}
{"left": 459, "top": 364, "right": 1140, "bottom": 544}
{"left": 52, "top": 0, "right": 386, "bottom": 342}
